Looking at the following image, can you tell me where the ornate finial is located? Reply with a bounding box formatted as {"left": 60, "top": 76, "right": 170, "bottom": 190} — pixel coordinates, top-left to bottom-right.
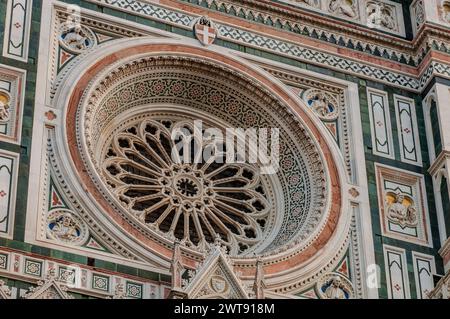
{"left": 253, "top": 256, "right": 266, "bottom": 299}
{"left": 171, "top": 239, "right": 184, "bottom": 290}
{"left": 214, "top": 234, "right": 222, "bottom": 247}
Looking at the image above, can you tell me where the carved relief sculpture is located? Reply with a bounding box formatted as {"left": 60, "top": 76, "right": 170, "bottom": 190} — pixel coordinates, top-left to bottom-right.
{"left": 328, "top": 0, "right": 358, "bottom": 18}
{"left": 367, "top": 1, "right": 397, "bottom": 31}
{"left": 59, "top": 24, "right": 97, "bottom": 54}
{"left": 295, "top": 0, "right": 320, "bottom": 8}
{"left": 317, "top": 273, "right": 354, "bottom": 299}
{"left": 303, "top": 89, "right": 339, "bottom": 121}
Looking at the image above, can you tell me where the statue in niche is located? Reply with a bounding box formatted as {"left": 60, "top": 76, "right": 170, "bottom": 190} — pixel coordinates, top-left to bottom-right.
{"left": 323, "top": 276, "right": 347, "bottom": 299}
{"left": 328, "top": 0, "right": 358, "bottom": 18}
{"left": 367, "top": 2, "right": 396, "bottom": 30}
{"left": 386, "top": 192, "right": 418, "bottom": 228}
{"left": 0, "top": 92, "right": 11, "bottom": 122}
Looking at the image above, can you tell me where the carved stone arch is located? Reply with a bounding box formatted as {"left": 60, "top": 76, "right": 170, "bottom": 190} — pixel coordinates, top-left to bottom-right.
{"left": 49, "top": 36, "right": 353, "bottom": 294}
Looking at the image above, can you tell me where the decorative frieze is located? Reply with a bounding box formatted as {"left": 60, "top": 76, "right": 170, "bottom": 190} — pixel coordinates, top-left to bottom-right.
{"left": 280, "top": 0, "right": 405, "bottom": 36}
{"left": 411, "top": 0, "right": 425, "bottom": 36}
{"left": 83, "top": 0, "right": 450, "bottom": 92}
{"left": 2, "top": 0, "right": 33, "bottom": 62}
{"left": 0, "top": 248, "right": 164, "bottom": 299}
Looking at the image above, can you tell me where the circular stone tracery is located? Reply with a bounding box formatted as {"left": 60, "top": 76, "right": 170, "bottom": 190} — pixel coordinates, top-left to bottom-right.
{"left": 102, "top": 116, "right": 273, "bottom": 255}
{"left": 74, "top": 52, "right": 336, "bottom": 258}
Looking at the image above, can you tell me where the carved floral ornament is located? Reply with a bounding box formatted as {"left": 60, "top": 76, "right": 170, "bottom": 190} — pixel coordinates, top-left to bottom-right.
{"left": 52, "top": 40, "right": 351, "bottom": 290}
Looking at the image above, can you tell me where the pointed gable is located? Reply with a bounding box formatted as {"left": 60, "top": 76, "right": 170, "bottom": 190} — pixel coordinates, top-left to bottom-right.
{"left": 23, "top": 270, "right": 74, "bottom": 299}
{"left": 182, "top": 245, "right": 249, "bottom": 299}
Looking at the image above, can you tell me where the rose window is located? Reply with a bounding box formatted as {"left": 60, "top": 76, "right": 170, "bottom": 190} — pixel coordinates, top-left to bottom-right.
{"left": 101, "top": 117, "right": 271, "bottom": 255}
{"left": 74, "top": 55, "right": 333, "bottom": 259}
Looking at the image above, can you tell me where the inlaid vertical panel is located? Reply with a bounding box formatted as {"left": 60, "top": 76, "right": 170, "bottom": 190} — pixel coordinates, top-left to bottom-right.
{"left": 368, "top": 88, "right": 394, "bottom": 159}
{"left": 412, "top": 252, "right": 435, "bottom": 299}
{"left": 394, "top": 95, "right": 422, "bottom": 165}
{"left": 0, "top": 151, "right": 18, "bottom": 238}
{"left": 2, "top": 0, "right": 33, "bottom": 62}
{"left": 383, "top": 245, "right": 410, "bottom": 299}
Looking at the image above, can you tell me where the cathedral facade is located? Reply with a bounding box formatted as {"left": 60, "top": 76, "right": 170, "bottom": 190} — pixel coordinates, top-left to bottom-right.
{"left": 0, "top": 0, "right": 449, "bottom": 299}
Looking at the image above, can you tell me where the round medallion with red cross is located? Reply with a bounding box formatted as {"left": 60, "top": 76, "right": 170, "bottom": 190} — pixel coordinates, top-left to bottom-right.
{"left": 194, "top": 16, "right": 218, "bottom": 46}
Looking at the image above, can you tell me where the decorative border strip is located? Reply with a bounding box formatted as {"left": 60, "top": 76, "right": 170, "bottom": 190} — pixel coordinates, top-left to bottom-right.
{"left": 84, "top": 0, "right": 450, "bottom": 92}
{"left": 0, "top": 248, "right": 166, "bottom": 299}
{"left": 181, "top": 0, "right": 420, "bottom": 62}
{"left": 2, "top": 0, "right": 33, "bottom": 62}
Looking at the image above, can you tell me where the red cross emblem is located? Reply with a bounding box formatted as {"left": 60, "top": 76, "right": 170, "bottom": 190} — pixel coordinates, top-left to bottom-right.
{"left": 194, "top": 21, "right": 217, "bottom": 46}
{"left": 0, "top": 190, "right": 6, "bottom": 197}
